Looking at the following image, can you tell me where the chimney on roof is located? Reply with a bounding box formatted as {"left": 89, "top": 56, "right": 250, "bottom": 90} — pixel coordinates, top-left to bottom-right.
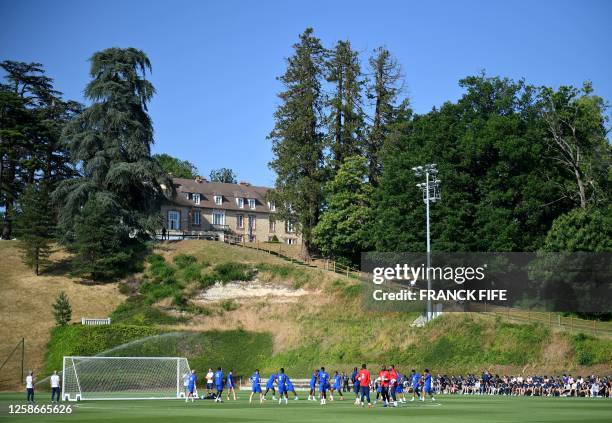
{"left": 239, "top": 181, "right": 251, "bottom": 186}
{"left": 195, "top": 175, "right": 206, "bottom": 183}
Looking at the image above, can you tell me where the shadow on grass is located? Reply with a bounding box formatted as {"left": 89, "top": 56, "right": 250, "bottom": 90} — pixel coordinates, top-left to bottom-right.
{"left": 42, "top": 256, "right": 73, "bottom": 276}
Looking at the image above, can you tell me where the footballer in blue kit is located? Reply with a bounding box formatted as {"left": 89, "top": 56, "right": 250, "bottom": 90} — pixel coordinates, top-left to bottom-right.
{"left": 226, "top": 369, "right": 236, "bottom": 401}
{"left": 421, "top": 369, "right": 435, "bottom": 401}
{"left": 186, "top": 370, "right": 197, "bottom": 403}
{"left": 277, "top": 368, "right": 289, "bottom": 404}
{"left": 308, "top": 370, "right": 318, "bottom": 401}
{"left": 331, "top": 371, "right": 343, "bottom": 401}
{"left": 286, "top": 376, "right": 299, "bottom": 400}
{"left": 395, "top": 372, "right": 406, "bottom": 403}
{"left": 213, "top": 367, "right": 224, "bottom": 402}
{"left": 249, "top": 369, "right": 263, "bottom": 404}
{"left": 264, "top": 373, "right": 277, "bottom": 400}
{"left": 318, "top": 367, "right": 330, "bottom": 405}
{"left": 351, "top": 367, "right": 360, "bottom": 404}
{"left": 410, "top": 369, "right": 421, "bottom": 401}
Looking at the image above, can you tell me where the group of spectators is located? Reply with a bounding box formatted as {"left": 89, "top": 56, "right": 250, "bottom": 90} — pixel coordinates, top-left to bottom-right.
{"left": 431, "top": 372, "right": 610, "bottom": 397}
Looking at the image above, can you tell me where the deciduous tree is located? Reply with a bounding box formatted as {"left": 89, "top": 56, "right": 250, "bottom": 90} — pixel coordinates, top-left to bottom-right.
{"left": 209, "top": 167, "right": 237, "bottom": 183}
{"left": 313, "top": 156, "right": 373, "bottom": 265}
{"left": 540, "top": 83, "right": 611, "bottom": 208}
{"left": 154, "top": 153, "right": 198, "bottom": 179}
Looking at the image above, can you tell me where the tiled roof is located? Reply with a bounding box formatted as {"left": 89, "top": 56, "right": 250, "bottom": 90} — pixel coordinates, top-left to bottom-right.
{"left": 167, "top": 178, "right": 275, "bottom": 213}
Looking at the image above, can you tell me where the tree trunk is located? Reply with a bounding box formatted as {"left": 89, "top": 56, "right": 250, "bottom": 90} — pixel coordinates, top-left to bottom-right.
{"left": 2, "top": 195, "right": 12, "bottom": 240}
{"left": 1, "top": 159, "right": 16, "bottom": 239}
{"left": 35, "top": 247, "right": 40, "bottom": 276}
{"left": 334, "top": 74, "right": 344, "bottom": 168}
{"left": 575, "top": 167, "right": 587, "bottom": 208}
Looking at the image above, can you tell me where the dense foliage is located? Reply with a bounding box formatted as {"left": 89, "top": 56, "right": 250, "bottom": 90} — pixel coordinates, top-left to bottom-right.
{"left": 0, "top": 61, "right": 80, "bottom": 240}
{"left": 313, "top": 156, "right": 373, "bottom": 264}
{"left": 543, "top": 206, "right": 611, "bottom": 252}
{"left": 269, "top": 30, "right": 610, "bottom": 264}
{"left": 209, "top": 167, "right": 237, "bottom": 183}
{"left": 153, "top": 153, "right": 199, "bottom": 178}
{"left": 375, "top": 75, "right": 580, "bottom": 253}
{"left": 52, "top": 48, "right": 168, "bottom": 280}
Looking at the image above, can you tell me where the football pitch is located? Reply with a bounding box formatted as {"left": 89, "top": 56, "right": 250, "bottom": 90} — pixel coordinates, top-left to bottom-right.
{"left": 1, "top": 393, "right": 611, "bottom": 423}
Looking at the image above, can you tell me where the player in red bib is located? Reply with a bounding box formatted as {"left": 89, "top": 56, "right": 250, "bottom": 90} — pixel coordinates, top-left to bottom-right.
{"left": 378, "top": 366, "right": 391, "bottom": 407}
{"left": 357, "top": 364, "right": 373, "bottom": 408}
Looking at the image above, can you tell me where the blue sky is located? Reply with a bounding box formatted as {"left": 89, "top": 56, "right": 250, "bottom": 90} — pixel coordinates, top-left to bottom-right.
{"left": 1, "top": 0, "right": 611, "bottom": 186}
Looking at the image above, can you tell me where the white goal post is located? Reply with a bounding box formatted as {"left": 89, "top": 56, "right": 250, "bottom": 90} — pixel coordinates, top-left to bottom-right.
{"left": 62, "top": 356, "right": 192, "bottom": 401}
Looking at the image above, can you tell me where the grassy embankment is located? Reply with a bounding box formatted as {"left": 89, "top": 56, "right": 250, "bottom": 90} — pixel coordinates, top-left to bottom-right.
{"left": 1, "top": 239, "right": 611, "bottom": 391}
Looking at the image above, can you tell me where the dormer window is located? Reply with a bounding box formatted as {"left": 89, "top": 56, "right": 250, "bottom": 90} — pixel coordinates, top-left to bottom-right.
{"left": 193, "top": 193, "right": 200, "bottom": 205}
{"left": 214, "top": 195, "right": 222, "bottom": 205}
{"left": 268, "top": 201, "right": 276, "bottom": 211}
{"left": 184, "top": 192, "right": 191, "bottom": 200}
{"left": 236, "top": 198, "right": 244, "bottom": 208}
{"left": 248, "top": 198, "right": 256, "bottom": 209}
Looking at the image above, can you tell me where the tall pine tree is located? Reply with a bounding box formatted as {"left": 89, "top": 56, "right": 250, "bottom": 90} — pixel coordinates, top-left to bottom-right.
{"left": 15, "top": 184, "right": 54, "bottom": 275}
{"left": 268, "top": 29, "right": 327, "bottom": 255}
{"left": 366, "top": 47, "right": 403, "bottom": 186}
{"left": 54, "top": 48, "right": 167, "bottom": 279}
{"left": 326, "top": 40, "right": 366, "bottom": 170}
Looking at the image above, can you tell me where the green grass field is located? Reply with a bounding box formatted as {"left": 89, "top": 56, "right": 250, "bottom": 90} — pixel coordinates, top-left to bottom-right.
{"left": 1, "top": 392, "right": 611, "bottom": 423}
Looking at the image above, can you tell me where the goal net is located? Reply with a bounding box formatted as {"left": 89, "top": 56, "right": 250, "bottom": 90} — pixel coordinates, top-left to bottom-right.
{"left": 62, "top": 356, "right": 191, "bottom": 401}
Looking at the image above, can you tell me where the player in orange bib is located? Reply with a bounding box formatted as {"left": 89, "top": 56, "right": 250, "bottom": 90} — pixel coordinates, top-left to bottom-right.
{"left": 357, "top": 364, "right": 373, "bottom": 408}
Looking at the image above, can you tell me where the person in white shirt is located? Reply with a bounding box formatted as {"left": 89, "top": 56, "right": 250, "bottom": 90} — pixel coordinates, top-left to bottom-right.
{"left": 25, "top": 371, "right": 34, "bottom": 403}
{"left": 206, "top": 368, "right": 214, "bottom": 395}
{"left": 183, "top": 372, "right": 190, "bottom": 398}
{"left": 50, "top": 370, "right": 61, "bottom": 403}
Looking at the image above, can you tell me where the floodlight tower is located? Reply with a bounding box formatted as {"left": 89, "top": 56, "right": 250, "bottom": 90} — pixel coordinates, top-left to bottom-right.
{"left": 412, "top": 164, "right": 441, "bottom": 321}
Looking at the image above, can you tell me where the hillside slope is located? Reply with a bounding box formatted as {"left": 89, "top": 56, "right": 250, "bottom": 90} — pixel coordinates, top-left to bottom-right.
{"left": 1, "top": 240, "right": 610, "bottom": 390}
{"left": 0, "top": 241, "right": 125, "bottom": 389}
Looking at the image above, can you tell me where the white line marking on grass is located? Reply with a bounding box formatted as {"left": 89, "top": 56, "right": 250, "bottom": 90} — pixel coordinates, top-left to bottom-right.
{"left": 404, "top": 402, "right": 442, "bottom": 407}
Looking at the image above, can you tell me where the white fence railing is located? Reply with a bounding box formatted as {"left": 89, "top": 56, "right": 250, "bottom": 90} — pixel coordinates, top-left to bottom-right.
{"left": 81, "top": 317, "right": 111, "bottom": 326}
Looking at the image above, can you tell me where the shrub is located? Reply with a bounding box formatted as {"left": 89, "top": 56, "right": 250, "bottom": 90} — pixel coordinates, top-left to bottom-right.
{"left": 110, "top": 297, "right": 184, "bottom": 325}
{"left": 146, "top": 254, "right": 165, "bottom": 265}
{"left": 173, "top": 293, "right": 189, "bottom": 307}
{"left": 571, "top": 333, "right": 612, "bottom": 365}
{"left": 220, "top": 299, "right": 239, "bottom": 311}
{"left": 213, "top": 262, "right": 254, "bottom": 283}
{"left": 342, "top": 284, "right": 362, "bottom": 298}
{"left": 184, "top": 303, "right": 212, "bottom": 316}
{"left": 257, "top": 262, "right": 311, "bottom": 288}
{"left": 181, "top": 263, "right": 203, "bottom": 283}
{"left": 173, "top": 254, "right": 198, "bottom": 269}
{"left": 148, "top": 261, "right": 175, "bottom": 282}
{"left": 200, "top": 273, "right": 218, "bottom": 288}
